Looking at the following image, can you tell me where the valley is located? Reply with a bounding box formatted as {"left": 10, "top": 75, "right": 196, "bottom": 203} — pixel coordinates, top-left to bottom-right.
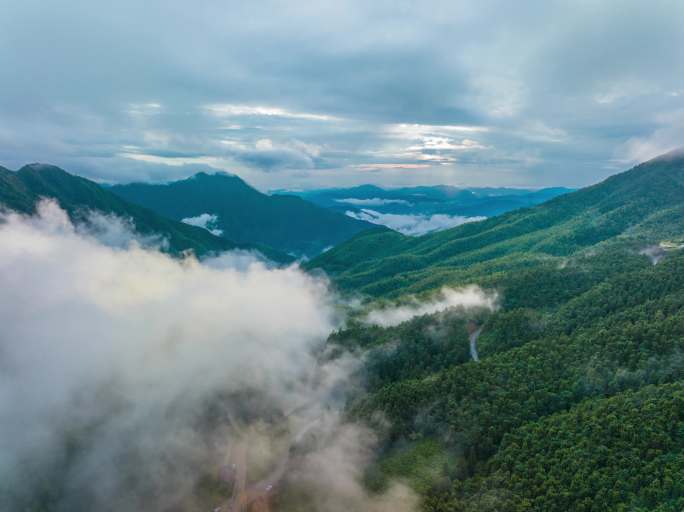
{"left": 1, "top": 151, "right": 684, "bottom": 511}
{"left": 3, "top": 3, "right": 682, "bottom": 511}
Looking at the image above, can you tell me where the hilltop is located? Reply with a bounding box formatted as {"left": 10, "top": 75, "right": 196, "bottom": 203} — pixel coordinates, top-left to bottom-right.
{"left": 111, "top": 172, "right": 375, "bottom": 257}
{"left": 0, "top": 164, "right": 291, "bottom": 262}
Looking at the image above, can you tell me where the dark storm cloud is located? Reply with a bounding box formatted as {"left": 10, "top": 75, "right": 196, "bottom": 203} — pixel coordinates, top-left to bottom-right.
{"left": 0, "top": 0, "right": 683, "bottom": 189}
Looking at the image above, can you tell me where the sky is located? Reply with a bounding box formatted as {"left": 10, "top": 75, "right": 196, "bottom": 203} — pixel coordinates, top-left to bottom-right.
{"left": 1, "top": 0, "right": 683, "bottom": 191}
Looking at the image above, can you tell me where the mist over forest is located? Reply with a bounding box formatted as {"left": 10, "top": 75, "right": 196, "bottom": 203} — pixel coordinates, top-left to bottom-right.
{"left": 2, "top": 1, "right": 684, "bottom": 511}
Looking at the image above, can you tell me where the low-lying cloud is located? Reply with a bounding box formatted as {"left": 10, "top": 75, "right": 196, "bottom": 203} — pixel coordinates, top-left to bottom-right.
{"left": 284, "top": 420, "right": 419, "bottom": 512}
{"left": 346, "top": 209, "right": 486, "bottom": 236}
{"left": 181, "top": 212, "right": 223, "bottom": 236}
{"left": 335, "top": 197, "right": 412, "bottom": 206}
{"left": 364, "top": 285, "right": 498, "bottom": 327}
{"left": 0, "top": 200, "right": 417, "bottom": 511}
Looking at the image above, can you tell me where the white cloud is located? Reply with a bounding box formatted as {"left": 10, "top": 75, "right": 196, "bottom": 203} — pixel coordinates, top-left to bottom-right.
{"left": 616, "top": 109, "right": 684, "bottom": 165}
{"left": 385, "top": 123, "right": 490, "bottom": 139}
{"left": 204, "top": 103, "right": 339, "bottom": 122}
{"left": 118, "top": 151, "right": 228, "bottom": 168}
{"left": 2, "top": 1, "right": 684, "bottom": 190}
{"left": 126, "top": 102, "right": 163, "bottom": 117}
{"left": 79, "top": 209, "right": 170, "bottom": 249}
{"left": 0, "top": 201, "right": 418, "bottom": 511}
{"left": 181, "top": 212, "right": 223, "bottom": 236}
{"left": 414, "top": 152, "right": 457, "bottom": 163}
{"left": 287, "top": 420, "right": 419, "bottom": 512}
{"left": 335, "top": 197, "right": 412, "bottom": 206}
{"left": 0, "top": 201, "right": 330, "bottom": 507}
{"left": 364, "top": 285, "right": 498, "bottom": 327}
{"left": 255, "top": 138, "right": 273, "bottom": 150}
{"left": 407, "top": 136, "right": 487, "bottom": 151}
{"left": 380, "top": 125, "right": 490, "bottom": 169}
{"left": 354, "top": 163, "right": 431, "bottom": 171}
{"left": 639, "top": 245, "right": 666, "bottom": 265}
{"left": 346, "top": 208, "right": 486, "bottom": 236}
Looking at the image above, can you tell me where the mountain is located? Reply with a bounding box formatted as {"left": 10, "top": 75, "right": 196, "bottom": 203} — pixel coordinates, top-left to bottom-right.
{"left": 281, "top": 184, "right": 573, "bottom": 219}
{"left": 312, "top": 150, "right": 684, "bottom": 511}
{"left": 308, "top": 150, "right": 684, "bottom": 296}
{"left": 110, "top": 172, "right": 375, "bottom": 257}
{"left": 0, "top": 164, "right": 292, "bottom": 262}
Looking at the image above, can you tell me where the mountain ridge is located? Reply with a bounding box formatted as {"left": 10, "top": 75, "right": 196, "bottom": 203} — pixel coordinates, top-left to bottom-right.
{"left": 0, "top": 163, "right": 293, "bottom": 262}
{"left": 283, "top": 183, "right": 574, "bottom": 221}
{"left": 110, "top": 172, "right": 377, "bottom": 257}
{"left": 308, "top": 151, "right": 684, "bottom": 297}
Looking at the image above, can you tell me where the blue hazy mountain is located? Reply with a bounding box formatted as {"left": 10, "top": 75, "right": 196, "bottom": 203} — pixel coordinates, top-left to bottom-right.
{"left": 277, "top": 184, "right": 573, "bottom": 218}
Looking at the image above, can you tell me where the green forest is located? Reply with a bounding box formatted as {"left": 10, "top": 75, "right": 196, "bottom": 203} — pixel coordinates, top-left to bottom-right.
{"left": 2, "top": 152, "right": 684, "bottom": 511}
{"left": 315, "top": 151, "right": 684, "bottom": 511}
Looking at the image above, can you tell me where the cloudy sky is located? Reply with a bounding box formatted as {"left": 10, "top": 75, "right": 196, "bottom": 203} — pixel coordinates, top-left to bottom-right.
{"left": 1, "top": 0, "right": 683, "bottom": 190}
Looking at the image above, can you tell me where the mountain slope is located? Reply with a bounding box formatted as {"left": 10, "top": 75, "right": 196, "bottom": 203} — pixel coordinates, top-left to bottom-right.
{"left": 341, "top": 237, "right": 684, "bottom": 512}
{"left": 0, "top": 164, "right": 292, "bottom": 262}
{"left": 323, "top": 150, "right": 684, "bottom": 511}
{"left": 309, "top": 150, "right": 684, "bottom": 296}
{"left": 110, "top": 173, "right": 375, "bottom": 256}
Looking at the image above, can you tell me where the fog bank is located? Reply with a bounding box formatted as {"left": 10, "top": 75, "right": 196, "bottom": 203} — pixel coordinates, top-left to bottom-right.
{"left": 0, "top": 201, "right": 416, "bottom": 511}
{"left": 364, "top": 285, "right": 498, "bottom": 327}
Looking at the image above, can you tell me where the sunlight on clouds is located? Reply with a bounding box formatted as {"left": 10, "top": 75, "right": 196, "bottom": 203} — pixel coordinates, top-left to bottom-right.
{"left": 204, "top": 103, "right": 339, "bottom": 121}
{"left": 407, "top": 137, "right": 488, "bottom": 151}
{"left": 353, "top": 163, "right": 431, "bottom": 171}
{"left": 1, "top": 2, "right": 684, "bottom": 187}
{"left": 118, "top": 152, "right": 228, "bottom": 168}
{"left": 379, "top": 125, "right": 491, "bottom": 169}
{"left": 386, "top": 123, "right": 490, "bottom": 139}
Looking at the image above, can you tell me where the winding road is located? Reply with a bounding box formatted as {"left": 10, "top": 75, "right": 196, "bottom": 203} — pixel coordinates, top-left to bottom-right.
{"left": 467, "top": 321, "right": 482, "bottom": 362}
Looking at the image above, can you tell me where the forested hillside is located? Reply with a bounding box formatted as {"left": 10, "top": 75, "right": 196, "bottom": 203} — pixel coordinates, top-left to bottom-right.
{"left": 309, "top": 150, "right": 684, "bottom": 297}
{"left": 111, "top": 172, "right": 374, "bottom": 257}
{"left": 321, "top": 150, "right": 684, "bottom": 511}
{"left": 0, "top": 164, "right": 291, "bottom": 262}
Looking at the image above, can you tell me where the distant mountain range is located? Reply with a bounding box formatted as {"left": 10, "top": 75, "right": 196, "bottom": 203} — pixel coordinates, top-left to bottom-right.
{"left": 0, "top": 164, "right": 292, "bottom": 262}
{"left": 279, "top": 184, "right": 573, "bottom": 218}
{"left": 308, "top": 150, "right": 684, "bottom": 296}
{"left": 110, "top": 172, "right": 375, "bottom": 257}
{"left": 0, "top": 164, "right": 577, "bottom": 264}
